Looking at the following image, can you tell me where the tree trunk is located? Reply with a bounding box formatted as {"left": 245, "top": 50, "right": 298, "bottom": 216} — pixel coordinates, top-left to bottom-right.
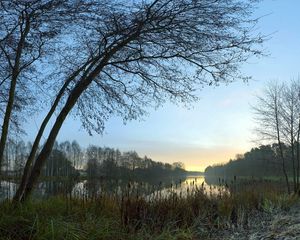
{"left": 19, "top": 77, "right": 90, "bottom": 201}
{"left": 21, "top": 100, "right": 79, "bottom": 198}
{"left": 275, "top": 103, "right": 290, "bottom": 194}
{"left": 289, "top": 107, "right": 296, "bottom": 193}
{"left": 0, "top": 15, "right": 30, "bottom": 174}
{"left": 296, "top": 119, "right": 300, "bottom": 193}
{"left": 0, "top": 74, "right": 18, "bottom": 173}
{"left": 13, "top": 61, "right": 92, "bottom": 202}
{"left": 291, "top": 140, "right": 296, "bottom": 193}
{"left": 17, "top": 30, "right": 140, "bottom": 202}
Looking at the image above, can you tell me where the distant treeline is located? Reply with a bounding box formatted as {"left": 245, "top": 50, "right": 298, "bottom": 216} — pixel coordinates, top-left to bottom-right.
{"left": 205, "top": 143, "right": 297, "bottom": 178}
{"left": 2, "top": 140, "right": 186, "bottom": 182}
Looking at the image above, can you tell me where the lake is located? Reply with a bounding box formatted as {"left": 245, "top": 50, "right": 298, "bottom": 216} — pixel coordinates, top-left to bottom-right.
{"left": 0, "top": 176, "right": 228, "bottom": 201}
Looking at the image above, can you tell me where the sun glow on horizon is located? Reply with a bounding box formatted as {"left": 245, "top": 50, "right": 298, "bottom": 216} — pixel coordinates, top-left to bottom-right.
{"left": 139, "top": 145, "right": 251, "bottom": 173}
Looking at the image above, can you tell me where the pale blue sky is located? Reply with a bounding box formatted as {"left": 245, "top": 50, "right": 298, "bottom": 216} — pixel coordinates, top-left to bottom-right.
{"left": 25, "top": 0, "right": 300, "bottom": 171}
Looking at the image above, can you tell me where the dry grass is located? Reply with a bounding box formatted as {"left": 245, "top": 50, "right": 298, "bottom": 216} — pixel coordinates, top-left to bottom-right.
{"left": 0, "top": 179, "right": 297, "bottom": 240}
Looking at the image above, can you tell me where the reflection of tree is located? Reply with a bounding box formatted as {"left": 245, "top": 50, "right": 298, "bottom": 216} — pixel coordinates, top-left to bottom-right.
{"left": 38, "top": 180, "right": 75, "bottom": 197}
{"left": 85, "top": 180, "right": 101, "bottom": 198}
{"left": 205, "top": 176, "right": 222, "bottom": 186}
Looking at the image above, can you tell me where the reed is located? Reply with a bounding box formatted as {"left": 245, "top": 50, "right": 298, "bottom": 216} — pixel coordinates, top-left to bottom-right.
{"left": 0, "top": 178, "right": 297, "bottom": 239}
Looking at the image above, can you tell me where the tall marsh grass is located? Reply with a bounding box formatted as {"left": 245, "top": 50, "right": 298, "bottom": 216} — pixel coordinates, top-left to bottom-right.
{"left": 0, "top": 179, "right": 297, "bottom": 240}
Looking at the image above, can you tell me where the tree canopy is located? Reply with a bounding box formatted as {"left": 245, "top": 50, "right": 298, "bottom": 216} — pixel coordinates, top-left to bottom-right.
{"left": 0, "top": 0, "right": 265, "bottom": 201}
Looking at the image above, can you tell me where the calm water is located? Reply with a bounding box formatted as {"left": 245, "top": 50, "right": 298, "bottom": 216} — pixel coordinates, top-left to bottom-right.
{"left": 0, "top": 176, "right": 227, "bottom": 201}
{"left": 146, "top": 176, "right": 228, "bottom": 200}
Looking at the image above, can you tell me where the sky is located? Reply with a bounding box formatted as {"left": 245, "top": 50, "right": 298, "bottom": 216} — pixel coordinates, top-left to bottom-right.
{"left": 25, "top": 0, "right": 300, "bottom": 171}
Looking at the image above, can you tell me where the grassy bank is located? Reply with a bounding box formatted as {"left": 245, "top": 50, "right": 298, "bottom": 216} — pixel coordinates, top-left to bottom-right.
{"left": 0, "top": 181, "right": 298, "bottom": 240}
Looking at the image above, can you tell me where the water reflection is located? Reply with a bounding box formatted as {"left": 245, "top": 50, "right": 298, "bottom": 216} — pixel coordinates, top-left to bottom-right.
{"left": 148, "top": 176, "right": 228, "bottom": 199}
{"left": 0, "top": 176, "right": 228, "bottom": 201}
{"left": 0, "top": 181, "right": 17, "bottom": 200}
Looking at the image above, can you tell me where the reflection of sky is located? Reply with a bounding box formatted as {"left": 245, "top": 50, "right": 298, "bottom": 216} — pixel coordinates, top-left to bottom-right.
{"left": 148, "top": 176, "right": 228, "bottom": 199}
{"left": 24, "top": 1, "right": 300, "bottom": 171}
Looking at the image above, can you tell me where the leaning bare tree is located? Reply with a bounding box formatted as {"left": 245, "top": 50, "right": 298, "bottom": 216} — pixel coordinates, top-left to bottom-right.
{"left": 12, "top": 0, "right": 109, "bottom": 202}
{"left": 14, "top": 0, "right": 264, "bottom": 202}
